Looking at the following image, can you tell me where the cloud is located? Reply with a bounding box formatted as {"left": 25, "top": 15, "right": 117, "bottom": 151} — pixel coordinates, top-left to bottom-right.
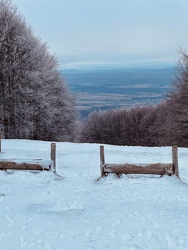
{"left": 13, "top": 0, "right": 188, "bottom": 68}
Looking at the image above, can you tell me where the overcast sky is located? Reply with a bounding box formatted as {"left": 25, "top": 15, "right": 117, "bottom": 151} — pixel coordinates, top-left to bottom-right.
{"left": 13, "top": 0, "right": 188, "bottom": 69}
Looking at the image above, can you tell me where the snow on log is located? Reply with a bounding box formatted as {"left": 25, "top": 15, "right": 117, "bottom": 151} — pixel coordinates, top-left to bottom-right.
{"left": 104, "top": 163, "right": 173, "bottom": 175}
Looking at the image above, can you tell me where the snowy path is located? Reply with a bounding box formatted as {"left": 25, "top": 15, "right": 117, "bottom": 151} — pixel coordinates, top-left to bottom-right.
{"left": 1, "top": 140, "right": 188, "bottom": 249}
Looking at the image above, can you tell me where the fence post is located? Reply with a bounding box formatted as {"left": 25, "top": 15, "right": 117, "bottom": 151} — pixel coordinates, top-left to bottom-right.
{"left": 172, "top": 145, "right": 179, "bottom": 178}
{"left": 100, "top": 145, "right": 105, "bottom": 177}
{"left": 51, "top": 143, "right": 56, "bottom": 173}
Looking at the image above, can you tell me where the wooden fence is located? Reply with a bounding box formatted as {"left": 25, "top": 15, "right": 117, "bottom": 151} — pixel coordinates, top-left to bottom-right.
{"left": 100, "top": 145, "right": 179, "bottom": 178}
{"left": 0, "top": 142, "right": 56, "bottom": 173}
{"left": 0, "top": 132, "right": 1, "bottom": 153}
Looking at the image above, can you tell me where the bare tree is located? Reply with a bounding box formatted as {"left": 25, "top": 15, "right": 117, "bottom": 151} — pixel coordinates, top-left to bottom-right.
{"left": 0, "top": 0, "right": 78, "bottom": 141}
{"left": 161, "top": 48, "right": 188, "bottom": 146}
{"left": 80, "top": 105, "right": 160, "bottom": 146}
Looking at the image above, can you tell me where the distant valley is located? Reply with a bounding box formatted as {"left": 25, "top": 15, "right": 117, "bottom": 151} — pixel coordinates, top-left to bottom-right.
{"left": 62, "top": 67, "right": 175, "bottom": 118}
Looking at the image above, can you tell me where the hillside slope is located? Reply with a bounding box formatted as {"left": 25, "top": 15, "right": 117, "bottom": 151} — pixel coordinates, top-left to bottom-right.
{"left": 1, "top": 140, "right": 188, "bottom": 250}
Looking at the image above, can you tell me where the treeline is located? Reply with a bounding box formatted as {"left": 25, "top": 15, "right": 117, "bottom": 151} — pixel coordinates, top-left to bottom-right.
{"left": 0, "top": 0, "right": 78, "bottom": 141}
{"left": 80, "top": 49, "right": 188, "bottom": 147}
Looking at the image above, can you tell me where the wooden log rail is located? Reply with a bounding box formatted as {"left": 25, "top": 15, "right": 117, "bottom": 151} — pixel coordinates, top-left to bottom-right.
{"left": 100, "top": 145, "right": 179, "bottom": 178}
{"left": 0, "top": 162, "right": 50, "bottom": 171}
{"left": 0, "top": 143, "right": 56, "bottom": 172}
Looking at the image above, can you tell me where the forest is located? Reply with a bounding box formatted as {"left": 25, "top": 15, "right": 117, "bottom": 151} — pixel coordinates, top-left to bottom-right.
{"left": 1, "top": 0, "right": 188, "bottom": 147}
{"left": 80, "top": 50, "right": 188, "bottom": 147}
{"left": 0, "top": 0, "right": 78, "bottom": 141}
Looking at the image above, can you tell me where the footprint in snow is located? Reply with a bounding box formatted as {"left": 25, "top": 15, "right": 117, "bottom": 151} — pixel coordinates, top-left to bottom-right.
{"left": 28, "top": 203, "right": 85, "bottom": 217}
{"left": 6, "top": 216, "right": 15, "bottom": 229}
{"left": 0, "top": 193, "right": 5, "bottom": 201}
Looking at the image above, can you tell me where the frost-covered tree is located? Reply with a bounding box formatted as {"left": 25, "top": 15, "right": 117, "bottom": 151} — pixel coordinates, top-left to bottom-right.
{"left": 80, "top": 106, "right": 159, "bottom": 146}
{"left": 160, "top": 49, "right": 188, "bottom": 146}
{"left": 0, "top": 0, "right": 78, "bottom": 141}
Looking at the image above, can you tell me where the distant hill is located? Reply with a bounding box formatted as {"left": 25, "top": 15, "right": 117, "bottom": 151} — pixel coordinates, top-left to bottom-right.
{"left": 61, "top": 67, "right": 175, "bottom": 118}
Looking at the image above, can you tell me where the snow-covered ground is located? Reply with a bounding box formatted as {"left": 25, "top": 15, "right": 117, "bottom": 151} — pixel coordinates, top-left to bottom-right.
{"left": 1, "top": 139, "right": 188, "bottom": 250}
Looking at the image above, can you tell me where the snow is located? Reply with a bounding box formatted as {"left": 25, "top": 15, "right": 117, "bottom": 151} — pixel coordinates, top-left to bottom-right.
{"left": 1, "top": 139, "right": 188, "bottom": 250}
